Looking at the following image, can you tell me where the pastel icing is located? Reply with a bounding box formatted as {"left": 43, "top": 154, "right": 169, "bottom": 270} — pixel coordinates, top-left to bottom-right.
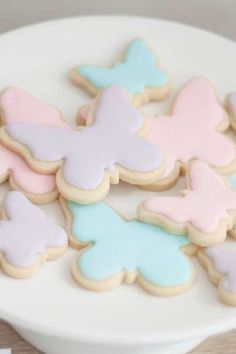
{"left": 6, "top": 87, "right": 163, "bottom": 190}
{"left": 0, "top": 144, "right": 55, "bottom": 194}
{"left": 148, "top": 78, "right": 235, "bottom": 178}
{"left": 77, "top": 38, "right": 168, "bottom": 95}
{"left": 0, "top": 87, "right": 67, "bottom": 127}
{"left": 77, "top": 78, "right": 235, "bottom": 180}
{"left": 0, "top": 191, "right": 67, "bottom": 267}
{"left": 0, "top": 87, "right": 63, "bottom": 194}
{"left": 68, "top": 201, "right": 192, "bottom": 286}
{"left": 204, "top": 245, "right": 236, "bottom": 293}
{"left": 226, "top": 92, "right": 236, "bottom": 123}
{"left": 228, "top": 175, "right": 236, "bottom": 190}
{"left": 143, "top": 160, "right": 236, "bottom": 233}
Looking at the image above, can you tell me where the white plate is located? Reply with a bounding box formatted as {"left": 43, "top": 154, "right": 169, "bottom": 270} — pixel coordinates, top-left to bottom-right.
{"left": 0, "top": 15, "right": 236, "bottom": 354}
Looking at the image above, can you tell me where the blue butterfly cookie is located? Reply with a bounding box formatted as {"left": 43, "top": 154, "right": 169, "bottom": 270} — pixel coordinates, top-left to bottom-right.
{"left": 69, "top": 38, "right": 170, "bottom": 106}
{"left": 61, "top": 199, "right": 196, "bottom": 296}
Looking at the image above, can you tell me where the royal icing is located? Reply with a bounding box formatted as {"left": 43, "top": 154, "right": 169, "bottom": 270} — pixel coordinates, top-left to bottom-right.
{"left": 5, "top": 87, "right": 163, "bottom": 190}
{"left": 142, "top": 160, "right": 236, "bottom": 234}
{"left": 204, "top": 245, "right": 236, "bottom": 293}
{"left": 147, "top": 78, "right": 236, "bottom": 178}
{"left": 68, "top": 201, "right": 192, "bottom": 286}
{"left": 78, "top": 78, "right": 235, "bottom": 181}
{"left": 76, "top": 38, "right": 168, "bottom": 95}
{"left": 0, "top": 88, "right": 60, "bottom": 194}
{"left": 0, "top": 87, "right": 67, "bottom": 127}
{"left": 0, "top": 191, "right": 67, "bottom": 268}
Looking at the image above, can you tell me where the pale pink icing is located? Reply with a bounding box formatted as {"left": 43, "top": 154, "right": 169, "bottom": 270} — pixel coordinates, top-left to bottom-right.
{"left": 205, "top": 245, "right": 236, "bottom": 293}
{"left": 79, "top": 78, "right": 235, "bottom": 178}
{"left": 0, "top": 87, "right": 67, "bottom": 126}
{"left": 0, "top": 191, "right": 67, "bottom": 267}
{"left": 143, "top": 160, "right": 236, "bottom": 233}
{"left": 0, "top": 144, "right": 55, "bottom": 193}
{"left": 0, "top": 87, "right": 60, "bottom": 194}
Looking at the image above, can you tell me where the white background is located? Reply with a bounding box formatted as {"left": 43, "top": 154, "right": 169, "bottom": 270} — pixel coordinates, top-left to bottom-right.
{"left": 0, "top": 0, "right": 235, "bottom": 40}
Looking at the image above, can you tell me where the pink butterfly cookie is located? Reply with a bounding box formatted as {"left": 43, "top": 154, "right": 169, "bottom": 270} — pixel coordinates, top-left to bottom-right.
{"left": 138, "top": 159, "right": 236, "bottom": 247}
{"left": 0, "top": 87, "right": 63, "bottom": 203}
{"left": 0, "top": 191, "right": 67, "bottom": 278}
{"left": 198, "top": 244, "right": 236, "bottom": 306}
{"left": 78, "top": 78, "right": 236, "bottom": 190}
{"left": 1, "top": 87, "right": 164, "bottom": 203}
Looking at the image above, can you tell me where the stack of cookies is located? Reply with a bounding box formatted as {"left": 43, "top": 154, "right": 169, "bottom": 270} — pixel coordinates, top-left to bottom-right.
{"left": 0, "top": 38, "right": 236, "bottom": 306}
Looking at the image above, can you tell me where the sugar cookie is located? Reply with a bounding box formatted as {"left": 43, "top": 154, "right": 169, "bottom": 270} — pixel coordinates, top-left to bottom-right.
{"left": 0, "top": 191, "right": 67, "bottom": 278}
{"left": 61, "top": 198, "right": 196, "bottom": 296}
{"left": 198, "top": 245, "right": 236, "bottom": 306}
{"left": 69, "top": 38, "right": 170, "bottom": 106}
{"left": 77, "top": 78, "right": 236, "bottom": 191}
{"left": 1, "top": 87, "right": 165, "bottom": 203}
{"left": 0, "top": 87, "right": 61, "bottom": 203}
{"left": 138, "top": 160, "right": 236, "bottom": 247}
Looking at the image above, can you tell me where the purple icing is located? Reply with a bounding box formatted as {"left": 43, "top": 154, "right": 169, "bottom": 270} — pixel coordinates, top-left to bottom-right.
{"left": 0, "top": 191, "right": 67, "bottom": 267}
{"left": 205, "top": 245, "right": 236, "bottom": 293}
{"left": 6, "top": 87, "right": 163, "bottom": 190}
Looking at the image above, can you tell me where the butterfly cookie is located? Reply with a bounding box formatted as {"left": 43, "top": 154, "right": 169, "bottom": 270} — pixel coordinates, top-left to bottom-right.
{"left": 69, "top": 38, "right": 170, "bottom": 106}
{"left": 198, "top": 244, "right": 236, "bottom": 306}
{"left": 0, "top": 191, "right": 67, "bottom": 278}
{"left": 0, "top": 87, "right": 164, "bottom": 203}
{"left": 0, "top": 87, "right": 61, "bottom": 203}
{"left": 61, "top": 198, "right": 195, "bottom": 296}
{"left": 138, "top": 159, "right": 236, "bottom": 247}
{"left": 77, "top": 78, "right": 236, "bottom": 190}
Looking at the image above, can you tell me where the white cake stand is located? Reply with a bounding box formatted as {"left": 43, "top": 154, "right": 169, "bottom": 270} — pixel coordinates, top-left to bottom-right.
{"left": 0, "top": 16, "right": 236, "bottom": 354}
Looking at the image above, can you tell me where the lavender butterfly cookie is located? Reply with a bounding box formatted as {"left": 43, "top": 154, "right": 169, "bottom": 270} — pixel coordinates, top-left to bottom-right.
{"left": 0, "top": 87, "right": 164, "bottom": 203}
{"left": 69, "top": 38, "right": 170, "bottom": 106}
{"left": 198, "top": 244, "right": 236, "bottom": 306}
{"left": 0, "top": 191, "right": 67, "bottom": 278}
{"left": 61, "top": 198, "right": 196, "bottom": 296}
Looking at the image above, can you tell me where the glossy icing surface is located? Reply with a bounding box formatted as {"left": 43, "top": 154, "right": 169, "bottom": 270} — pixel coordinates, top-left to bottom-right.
{"left": 77, "top": 38, "right": 168, "bottom": 94}
{"left": 6, "top": 87, "right": 163, "bottom": 190}
{"left": 68, "top": 201, "right": 192, "bottom": 286}
{"left": 0, "top": 192, "right": 67, "bottom": 267}
{"left": 0, "top": 87, "right": 58, "bottom": 193}
{"left": 78, "top": 78, "right": 235, "bottom": 180}
{"left": 143, "top": 160, "right": 236, "bottom": 233}
{"left": 205, "top": 245, "right": 236, "bottom": 293}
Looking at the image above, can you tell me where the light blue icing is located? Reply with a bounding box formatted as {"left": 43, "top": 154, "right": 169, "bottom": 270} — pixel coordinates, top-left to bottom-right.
{"left": 68, "top": 201, "right": 192, "bottom": 287}
{"left": 228, "top": 176, "right": 236, "bottom": 190}
{"left": 77, "top": 39, "right": 168, "bottom": 95}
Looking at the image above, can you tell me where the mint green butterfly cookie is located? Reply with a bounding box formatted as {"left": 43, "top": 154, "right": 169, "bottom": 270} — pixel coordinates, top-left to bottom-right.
{"left": 70, "top": 38, "right": 170, "bottom": 106}
{"left": 63, "top": 200, "right": 195, "bottom": 296}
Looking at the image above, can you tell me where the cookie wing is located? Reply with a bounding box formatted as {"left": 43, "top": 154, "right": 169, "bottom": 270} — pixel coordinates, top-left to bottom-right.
{"left": 3, "top": 191, "right": 45, "bottom": 221}
{"left": 5, "top": 123, "right": 70, "bottom": 162}
{"left": 93, "top": 86, "right": 143, "bottom": 131}
{"left": 0, "top": 87, "right": 66, "bottom": 126}
{"left": 68, "top": 202, "right": 124, "bottom": 244}
{"left": 172, "top": 78, "right": 225, "bottom": 128}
